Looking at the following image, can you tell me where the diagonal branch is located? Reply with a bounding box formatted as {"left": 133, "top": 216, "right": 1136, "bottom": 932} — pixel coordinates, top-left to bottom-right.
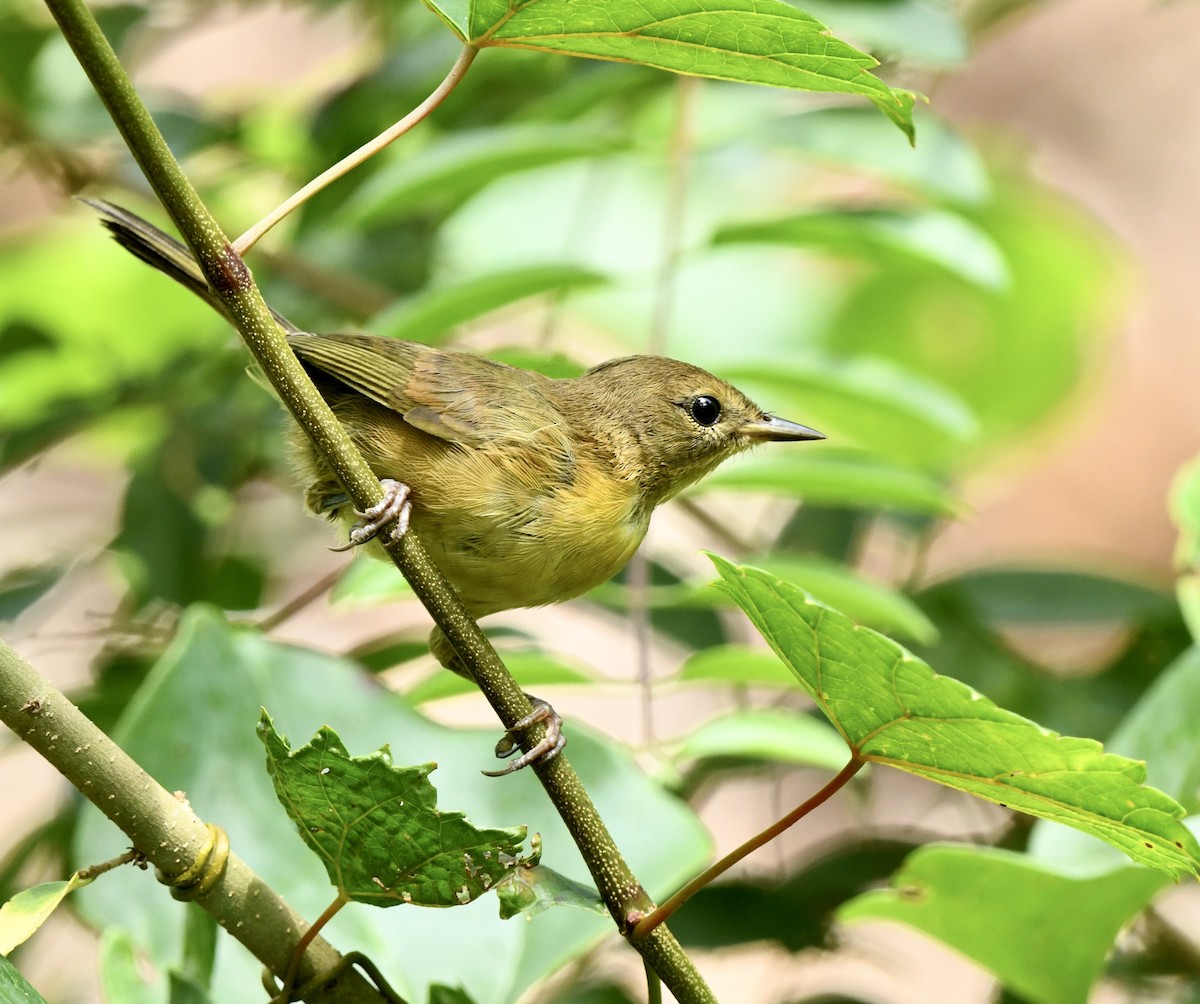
{"left": 38, "top": 1, "right": 715, "bottom": 999}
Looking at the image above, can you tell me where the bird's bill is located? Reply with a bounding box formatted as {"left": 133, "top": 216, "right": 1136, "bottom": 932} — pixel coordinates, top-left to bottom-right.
{"left": 742, "top": 415, "right": 826, "bottom": 442}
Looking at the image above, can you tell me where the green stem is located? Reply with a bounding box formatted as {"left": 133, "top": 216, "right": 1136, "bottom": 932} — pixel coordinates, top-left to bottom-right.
{"left": 39, "top": 2, "right": 714, "bottom": 999}
{"left": 233, "top": 44, "right": 479, "bottom": 255}
{"left": 0, "top": 638, "right": 383, "bottom": 1004}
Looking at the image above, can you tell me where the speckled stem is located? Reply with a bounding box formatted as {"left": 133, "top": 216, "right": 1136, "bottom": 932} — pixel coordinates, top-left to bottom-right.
{"left": 0, "top": 639, "right": 384, "bottom": 1002}
{"left": 39, "top": 1, "right": 715, "bottom": 999}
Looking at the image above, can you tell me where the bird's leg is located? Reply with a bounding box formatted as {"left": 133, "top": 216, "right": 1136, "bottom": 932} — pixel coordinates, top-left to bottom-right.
{"left": 430, "top": 626, "right": 567, "bottom": 775}
{"left": 482, "top": 697, "right": 567, "bottom": 777}
{"left": 329, "top": 478, "right": 412, "bottom": 551}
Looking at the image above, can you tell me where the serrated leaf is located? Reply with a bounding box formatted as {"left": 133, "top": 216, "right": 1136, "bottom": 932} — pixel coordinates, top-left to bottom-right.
{"left": 0, "top": 954, "right": 50, "bottom": 1004}
{"left": 839, "top": 844, "right": 1167, "bottom": 1004}
{"left": 74, "top": 607, "right": 711, "bottom": 1002}
{"left": 696, "top": 449, "right": 959, "bottom": 516}
{"left": 405, "top": 650, "right": 595, "bottom": 705}
{"left": 708, "top": 555, "right": 1200, "bottom": 878}
{"left": 372, "top": 265, "right": 607, "bottom": 345}
{"left": 717, "top": 208, "right": 1009, "bottom": 289}
{"left": 748, "top": 554, "right": 937, "bottom": 644}
{"left": 0, "top": 872, "right": 90, "bottom": 954}
{"left": 672, "top": 709, "right": 847, "bottom": 772}
{"left": 494, "top": 864, "right": 605, "bottom": 920}
{"left": 259, "top": 713, "right": 527, "bottom": 907}
{"left": 431, "top": 0, "right": 915, "bottom": 141}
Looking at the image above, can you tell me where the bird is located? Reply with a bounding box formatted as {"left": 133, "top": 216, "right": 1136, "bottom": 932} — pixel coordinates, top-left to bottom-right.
{"left": 85, "top": 198, "right": 824, "bottom": 772}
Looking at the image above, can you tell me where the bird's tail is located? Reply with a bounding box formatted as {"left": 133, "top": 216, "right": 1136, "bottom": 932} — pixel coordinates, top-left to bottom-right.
{"left": 79, "top": 197, "right": 299, "bottom": 333}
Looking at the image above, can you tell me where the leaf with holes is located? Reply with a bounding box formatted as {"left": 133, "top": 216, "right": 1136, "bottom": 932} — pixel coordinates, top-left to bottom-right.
{"left": 708, "top": 555, "right": 1200, "bottom": 878}
{"left": 259, "top": 712, "right": 527, "bottom": 907}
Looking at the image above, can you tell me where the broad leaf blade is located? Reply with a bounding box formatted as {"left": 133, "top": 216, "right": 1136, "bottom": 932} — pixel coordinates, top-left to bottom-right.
{"left": 259, "top": 713, "right": 527, "bottom": 907}
{"left": 697, "top": 450, "right": 960, "bottom": 516}
{"left": 708, "top": 555, "right": 1200, "bottom": 878}
{"left": 0, "top": 954, "right": 50, "bottom": 1004}
{"left": 372, "top": 265, "right": 606, "bottom": 345}
{"left": 840, "top": 844, "right": 1166, "bottom": 1004}
{"left": 0, "top": 872, "right": 90, "bottom": 954}
{"left": 444, "top": 0, "right": 914, "bottom": 140}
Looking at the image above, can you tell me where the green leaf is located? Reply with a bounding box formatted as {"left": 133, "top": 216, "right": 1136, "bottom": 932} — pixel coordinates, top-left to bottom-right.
{"left": 342, "top": 125, "right": 626, "bottom": 225}
{"left": 748, "top": 554, "right": 937, "bottom": 644}
{"left": 372, "top": 265, "right": 607, "bottom": 345}
{"left": 716, "top": 208, "right": 1009, "bottom": 289}
{"left": 0, "top": 954, "right": 50, "bottom": 1004}
{"left": 1105, "top": 646, "right": 1200, "bottom": 816}
{"left": 708, "top": 555, "right": 1200, "bottom": 878}
{"left": 720, "top": 353, "right": 978, "bottom": 470}
{"left": 696, "top": 450, "right": 960, "bottom": 516}
{"left": 439, "top": 0, "right": 915, "bottom": 141}
{"left": 99, "top": 927, "right": 161, "bottom": 1004}
{"left": 0, "top": 872, "right": 90, "bottom": 954}
{"left": 798, "top": 0, "right": 969, "bottom": 67}
{"left": 259, "top": 713, "right": 527, "bottom": 907}
{"left": 671, "top": 838, "right": 915, "bottom": 951}
{"left": 839, "top": 844, "right": 1167, "bottom": 1004}
{"left": 677, "top": 644, "right": 794, "bottom": 687}
{"left": 331, "top": 556, "right": 413, "bottom": 605}
{"left": 73, "top": 608, "right": 711, "bottom": 1003}
{"left": 494, "top": 864, "right": 605, "bottom": 920}
{"left": 0, "top": 566, "right": 63, "bottom": 624}
{"left": 948, "top": 567, "right": 1174, "bottom": 625}
{"left": 406, "top": 650, "right": 595, "bottom": 705}
{"left": 672, "top": 709, "right": 848, "bottom": 772}
{"left": 764, "top": 107, "right": 990, "bottom": 204}
{"left": 1171, "top": 453, "right": 1200, "bottom": 570}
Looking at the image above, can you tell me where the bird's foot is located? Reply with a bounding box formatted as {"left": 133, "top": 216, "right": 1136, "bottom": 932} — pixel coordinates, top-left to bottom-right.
{"left": 482, "top": 696, "right": 567, "bottom": 777}
{"left": 329, "top": 478, "right": 412, "bottom": 551}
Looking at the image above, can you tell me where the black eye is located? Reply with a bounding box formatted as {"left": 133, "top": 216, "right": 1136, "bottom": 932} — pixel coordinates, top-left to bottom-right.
{"left": 689, "top": 395, "right": 722, "bottom": 427}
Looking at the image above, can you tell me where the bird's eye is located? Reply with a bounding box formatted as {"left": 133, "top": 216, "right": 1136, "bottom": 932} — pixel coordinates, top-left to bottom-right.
{"left": 689, "top": 395, "right": 722, "bottom": 428}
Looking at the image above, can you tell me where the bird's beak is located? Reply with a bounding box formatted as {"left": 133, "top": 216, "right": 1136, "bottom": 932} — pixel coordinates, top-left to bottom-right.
{"left": 743, "top": 414, "right": 826, "bottom": 442}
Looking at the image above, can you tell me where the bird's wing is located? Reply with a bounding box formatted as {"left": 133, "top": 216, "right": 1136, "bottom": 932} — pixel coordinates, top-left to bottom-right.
{"left": 288, "top": 333, "right": 570, "bottom": 451}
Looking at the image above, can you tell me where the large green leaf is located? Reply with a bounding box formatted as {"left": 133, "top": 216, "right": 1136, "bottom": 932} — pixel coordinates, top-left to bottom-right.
{"left": 717, "top": 208, "right": 1008, "bottom": 289}
{"left": 422, "top": 0, "right": 914, "bottom": 140}
{"left": 720, "top": 353, "right": 978, "bottom": 470}
{"left": 0, "top": 872, "right": 90, "bottom": 955}
{"left": 947, "top": 567, "right": 1174, "bottom": 626}
{"left": 763, "top": 106, "right": 990, "bottom": 203}
{"left": 747, "top": 554, "right": 937, "bottom": 644}
{"left": 696, "top": 449, "right": 959, "bottom": 516}
{"left": 840, "top": 844, "right": 1166, "bottom": 1004}
{"left": 342, "top": 126, "right": 627, "bottom": 226}
{"left": 260, "top": 715, "right": 527, "bottom": 908}
{"left": 371, "top": 264, "right": 606, "bottom": 345}
{"left": 708, "top": 556, "right": 1200, "bottom": 878}
{"left": 73, "top": 607, "right": 710, "bottom": 1004}
{"left": 0, "top": 954, "right": 50, "bottom": 1004}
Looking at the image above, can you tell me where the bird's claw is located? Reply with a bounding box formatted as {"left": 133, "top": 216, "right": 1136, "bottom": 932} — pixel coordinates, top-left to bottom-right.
{"left": 482, "top": 697, "right": 566, "bottom": 777}
{"left": 330, "top": 478, "right": 412, "bottom": 552}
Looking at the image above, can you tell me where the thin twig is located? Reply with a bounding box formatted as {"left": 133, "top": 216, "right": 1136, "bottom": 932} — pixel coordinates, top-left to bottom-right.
{"left": 633, "top": 757, "right": 866, "bottom": 938}
{"left": 233, "top": 44, "right": 479, "bottom": 256}
{"left": 38, "top": 4, "right": 714, "bottom": 1000}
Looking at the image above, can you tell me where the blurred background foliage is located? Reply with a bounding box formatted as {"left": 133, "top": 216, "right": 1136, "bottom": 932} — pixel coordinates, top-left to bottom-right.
{"left": 1, "top": 0, "right": 1198, "bottom": 1002}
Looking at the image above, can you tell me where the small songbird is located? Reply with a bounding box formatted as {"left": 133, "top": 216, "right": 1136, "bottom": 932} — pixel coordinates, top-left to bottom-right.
{"left": 86, "top": 199, "right": 824, "bottom": 771}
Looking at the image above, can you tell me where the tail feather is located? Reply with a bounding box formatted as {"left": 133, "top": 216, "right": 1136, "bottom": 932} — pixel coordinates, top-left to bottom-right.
{"left": 80, "top": 197, "right": 299, "bottom": 334}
